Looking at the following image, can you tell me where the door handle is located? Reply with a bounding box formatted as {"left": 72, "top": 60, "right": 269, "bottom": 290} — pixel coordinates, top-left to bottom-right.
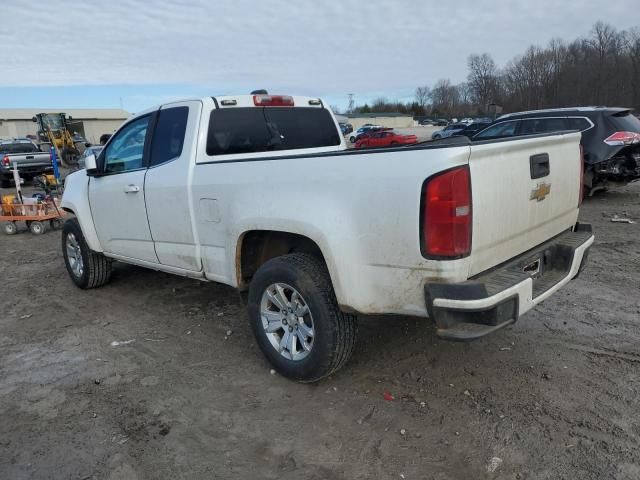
{"left": 124, "top": 184, "right": 140, "bottom": 194}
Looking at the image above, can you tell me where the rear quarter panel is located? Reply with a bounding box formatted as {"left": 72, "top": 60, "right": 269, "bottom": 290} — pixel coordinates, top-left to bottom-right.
{"left": 191, "top": 145, "right": 471, "bottom": 316}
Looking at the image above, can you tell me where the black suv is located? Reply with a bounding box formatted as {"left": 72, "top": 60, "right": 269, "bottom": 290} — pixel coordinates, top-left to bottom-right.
{"left": 472, "top": 107, "right": 640, "bottom": 193}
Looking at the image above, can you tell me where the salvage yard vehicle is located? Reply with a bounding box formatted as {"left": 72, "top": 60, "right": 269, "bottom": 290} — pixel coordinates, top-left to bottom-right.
{"left": 431, "top": 123, "right": 467, "bottom": 139}
{"left": 349, "top": 125, "right": 383, "bottom": 143}
{"left": 355, "top": 130, "right": 417, "bottom": 148}
{"left": 0, "top": 140, "right": 52, "bottom": 187}
{"left": 60, "top": 93, "right": 594, "bottom": 382}
{"left": 472, "top": 107, "right": 640, "bottom": 194}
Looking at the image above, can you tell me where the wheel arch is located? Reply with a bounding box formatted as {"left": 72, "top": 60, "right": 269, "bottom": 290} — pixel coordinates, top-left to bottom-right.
{"left": 60, "top": 172, "right": 103, "bottom": 252}
{"left": 235, "top": 230, "right": 330, "bottom": 290}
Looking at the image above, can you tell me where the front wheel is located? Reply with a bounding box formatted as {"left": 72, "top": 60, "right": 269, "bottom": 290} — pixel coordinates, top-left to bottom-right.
{"left": 247, "top": 253, "right": 357, "bottom": 382}
{"left": 62, "top": 218, "right": 112, "bottom": 289}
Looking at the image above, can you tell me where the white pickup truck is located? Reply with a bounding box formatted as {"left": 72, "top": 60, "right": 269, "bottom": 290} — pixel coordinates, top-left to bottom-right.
{"left": 60, "top": 94, "right": 594, "bottom": 382}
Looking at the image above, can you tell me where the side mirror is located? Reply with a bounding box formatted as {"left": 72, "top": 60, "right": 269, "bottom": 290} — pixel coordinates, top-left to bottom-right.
{"left": 32, "top": 116, "right": 37, "bottom": 123}
{"left": 84, "top": 153, "right": 98, "bottom": 175}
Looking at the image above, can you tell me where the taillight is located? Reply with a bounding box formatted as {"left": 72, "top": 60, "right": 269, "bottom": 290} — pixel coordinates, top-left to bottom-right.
{"left": 603, "top": 131, "right": 640, "bottom": 146}
{"left": 253, "top": 94, "right": 294, "bottom": 107}
{"left": 579, "top": 145, "right": 585, "bottom": 205}
{"left": 421, "top": 166, "right": 472, "bottom": 258}
{"left": 2, "top": 155, "right": 9, "bottom": 167}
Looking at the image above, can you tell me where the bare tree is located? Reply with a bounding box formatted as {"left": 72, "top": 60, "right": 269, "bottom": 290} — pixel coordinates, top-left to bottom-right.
{"left": 347, "top": 93, "right": 355, "bottom": 114}
{"left": 414, "top": 86, "right": 431, "bottom": 112}
{"left": 430, "top": 79, "right": 461, "bottom": 117}
{"left": 467, "top": 53, "right": 500, "bottom": 112}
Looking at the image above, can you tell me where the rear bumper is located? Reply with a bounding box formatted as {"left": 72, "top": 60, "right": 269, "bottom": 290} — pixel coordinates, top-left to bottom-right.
{"left": 0, "top": 165, "right": 52, "bottom": 176}
{"left": 425, "top": 223, "right": 594, "bottom": 341}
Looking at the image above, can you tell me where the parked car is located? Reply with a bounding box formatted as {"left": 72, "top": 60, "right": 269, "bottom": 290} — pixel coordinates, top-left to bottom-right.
{"left": 349, "top": 125, "right": 384, "bottom": 143}
{"left": 459, "top": 121, "right": 493, "bottom": 138}
{"left": 0, "top": 140, "right": 52, "bottom": 187}
{"left": 431, "top": 123, "right": 467, "bottom": 140}
{"left": 460, "top": 118, "right": 474, "bottom": 125}
{"left": 339, "top": 122, "right": 353, "bottom": 135}
{"left": 355, "top": 130, "right": 418, "bottom": 148}
{"left": 60, "top": 93, "right": 592, "bottom": 382}
{"left": 99, "top": 133, "right": 112, "bottom": 145}
{"left": 472, "top": 107, "right": 640, "bottom": 193}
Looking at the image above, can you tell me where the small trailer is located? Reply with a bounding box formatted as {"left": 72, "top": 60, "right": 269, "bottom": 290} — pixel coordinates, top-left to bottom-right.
{"left": 1, "top": 199, "right": 64, "bottom": 235}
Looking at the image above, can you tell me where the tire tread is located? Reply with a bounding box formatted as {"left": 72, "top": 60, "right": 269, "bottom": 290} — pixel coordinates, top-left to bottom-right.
{"left": 268, "top": 253, "right": 357, "bottom": 382}
{"left": 62, "top": 218, "right": 112, "bottom": 289}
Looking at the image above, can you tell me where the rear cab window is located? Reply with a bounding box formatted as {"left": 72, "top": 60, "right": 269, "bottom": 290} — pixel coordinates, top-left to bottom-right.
{"left": 0, "top": 143, "right": 39, "bottom": 154}
{"left": 206, "top": 106, "right": 341, "bottom": 157}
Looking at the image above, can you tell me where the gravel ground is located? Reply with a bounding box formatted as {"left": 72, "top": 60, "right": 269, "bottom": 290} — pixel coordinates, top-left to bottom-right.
{"left": 0, "top": 183, "right": 639, "bottom": 480}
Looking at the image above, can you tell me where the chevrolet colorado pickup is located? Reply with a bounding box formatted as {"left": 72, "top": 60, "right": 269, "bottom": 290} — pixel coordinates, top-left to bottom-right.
{"left": 60, "top": 94, "right": 594, "bottom": 381}
{"left": 0, "top": 140, "right": 52, "bottom": 187}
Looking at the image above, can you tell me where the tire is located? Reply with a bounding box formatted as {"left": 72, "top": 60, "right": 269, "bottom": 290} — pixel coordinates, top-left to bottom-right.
{"left": 29, "top": 220, "right": 46, "bottom": 235}
{"left": 247, "top": 253, "right": 357, "bottom": 382}
{"left": 3, "top": 222, "right": 17, "bottom": 235}
{"left": 50, "top": 218, "right": 63, "bottom": 230}
{"left": 61, "top": 147, "right": 80, "bottom": 167}
{"left": 62, "top": 218, "right": 112, "bottom": 289}
{"left": 349, "top": 136, "right": 356, "bottom": 143}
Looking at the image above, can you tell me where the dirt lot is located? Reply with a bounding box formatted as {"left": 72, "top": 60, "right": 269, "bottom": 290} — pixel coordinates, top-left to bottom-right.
{"left": 1, "top": 183, "right": 639, "bottom": 480}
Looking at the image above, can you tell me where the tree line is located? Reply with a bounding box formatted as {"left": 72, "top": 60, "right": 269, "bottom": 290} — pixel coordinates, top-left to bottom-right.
{"left": 349, "top": 22, "right": 640, "bottom": 119}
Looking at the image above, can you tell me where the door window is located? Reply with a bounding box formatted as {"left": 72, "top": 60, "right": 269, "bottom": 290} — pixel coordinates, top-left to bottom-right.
{"left": 103, "top": 116, "right": 150, "bottom": 173}
{"left": 474, "top": 121, "right": 518, "bottom": 138}
{"left": 150, "top": 107, "right": 189, "bottom": 166}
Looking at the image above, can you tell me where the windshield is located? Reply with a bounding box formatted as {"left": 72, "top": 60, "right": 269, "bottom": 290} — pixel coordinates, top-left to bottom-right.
{"left": 41, "top": 114, "right": 65, "bottom": 130}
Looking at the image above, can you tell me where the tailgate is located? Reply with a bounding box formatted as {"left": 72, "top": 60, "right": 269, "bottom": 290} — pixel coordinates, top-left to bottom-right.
{"left": 468, "top": 132, "right": 582, "bottom": 276}
{"left": 5, "top": 153, "right": 51, "bottom": 168}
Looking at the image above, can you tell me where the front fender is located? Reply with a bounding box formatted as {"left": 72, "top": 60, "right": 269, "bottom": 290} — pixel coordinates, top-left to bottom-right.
{"left": 61, "top": 171, "right": 103, "bottom": 252}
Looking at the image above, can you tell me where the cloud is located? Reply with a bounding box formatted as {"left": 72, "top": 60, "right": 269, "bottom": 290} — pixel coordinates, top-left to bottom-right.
{"left": 1, "top": 0, "right": 638, "bottom": 98}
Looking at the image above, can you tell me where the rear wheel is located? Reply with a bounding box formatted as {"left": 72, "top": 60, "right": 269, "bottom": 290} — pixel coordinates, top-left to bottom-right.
{"left": 49, "top": 218, "right": 63, "bottom": 230}
{"left": 247, "top": 253, "right": 357, "bottom": 382}
{"left": 3, "top": 222, "right": 17, "bottom": 235}
{"left": 29, "top": 221, "right": 46, "bottom": 235}
{"left": 62, "top": 218, "right": 112, "bottom": 289}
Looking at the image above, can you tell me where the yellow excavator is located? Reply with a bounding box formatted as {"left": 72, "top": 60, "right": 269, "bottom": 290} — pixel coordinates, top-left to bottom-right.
{"left": 32, "top": 113, "right": 81, "bottom": 167}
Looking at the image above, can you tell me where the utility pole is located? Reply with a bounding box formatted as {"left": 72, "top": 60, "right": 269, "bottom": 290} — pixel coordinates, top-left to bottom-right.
{"left": 347, "top": 93, "right": 354, "bottom": 114}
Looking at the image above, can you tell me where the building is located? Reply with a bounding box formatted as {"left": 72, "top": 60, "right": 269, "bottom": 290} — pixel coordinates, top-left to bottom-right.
{"left": 345, "top": 112, "right": 415, "bottom": 130}
{"left": 0, "top": 108, "right": 130, "bottom": 145}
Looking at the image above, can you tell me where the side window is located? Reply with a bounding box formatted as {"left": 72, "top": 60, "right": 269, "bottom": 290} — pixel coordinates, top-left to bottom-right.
{"left": 567, "top": 117, "right": 592, "bottom": 131}
{"left": 534, "top": 118, "right": 567, "bottom": 133}
{"left": 103, "top": 116, "right": 150, "bottom": 173}
{"left": 149, "top": 107, "right": 189, "bottom": 167}
{"left": 520, "top": 118, "right": 567, "bottom": 134}
{"left": 475, "top": 121, "right": 518, "bottom": 139}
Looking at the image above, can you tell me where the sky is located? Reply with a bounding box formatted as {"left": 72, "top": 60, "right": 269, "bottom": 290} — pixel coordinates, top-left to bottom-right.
{"left": 0, "top": 0, "right": 638, "bottom": 113}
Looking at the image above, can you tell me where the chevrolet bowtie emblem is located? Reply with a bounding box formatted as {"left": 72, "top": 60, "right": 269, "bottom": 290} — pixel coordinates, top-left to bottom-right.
{"left": 530, "top": 183, "right": 551, "bottom": 202}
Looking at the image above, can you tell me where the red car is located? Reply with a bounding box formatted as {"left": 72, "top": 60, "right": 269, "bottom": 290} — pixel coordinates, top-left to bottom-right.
{"left": 354, "top": 130, "right": 418, "bottom": 148}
